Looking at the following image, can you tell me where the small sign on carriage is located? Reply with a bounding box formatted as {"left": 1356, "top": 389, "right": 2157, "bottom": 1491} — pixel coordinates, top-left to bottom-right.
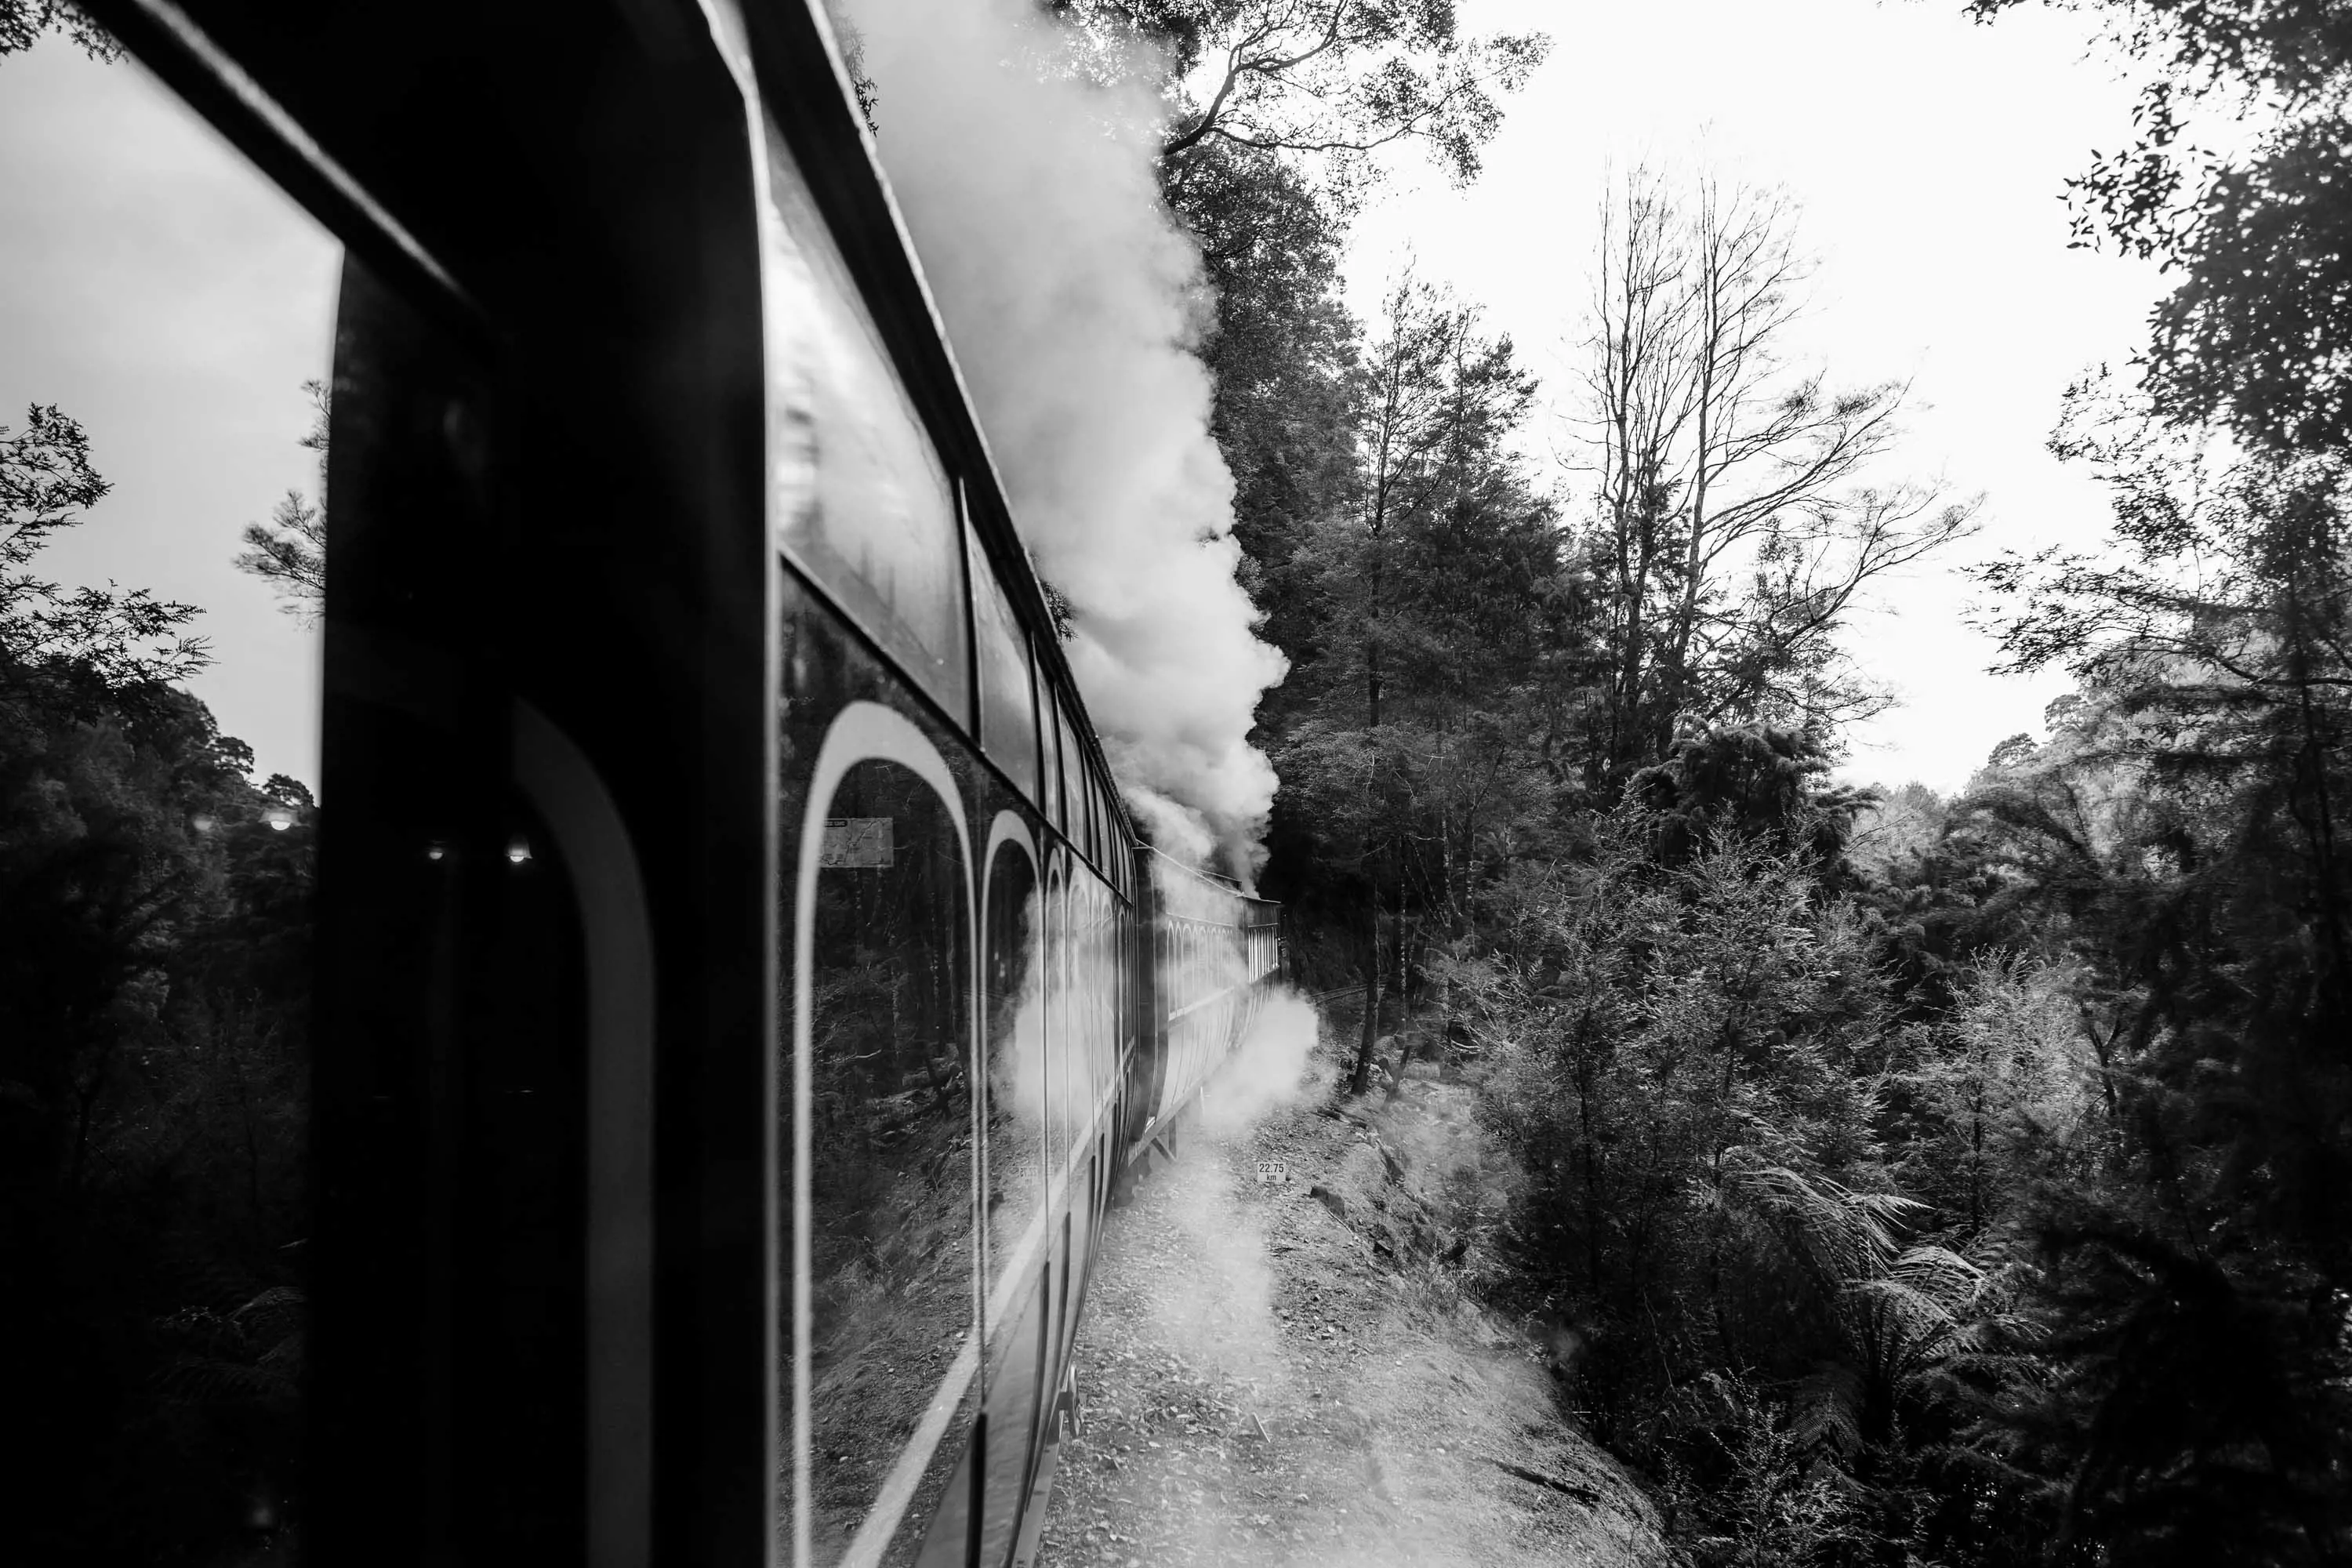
{"left": 821, "top": 817, "right": 894, "bottom": 869}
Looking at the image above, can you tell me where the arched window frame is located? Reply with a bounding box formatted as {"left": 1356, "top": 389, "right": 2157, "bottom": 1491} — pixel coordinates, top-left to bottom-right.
{"left": 785, "top": 700, "right": 978, "bottom": 1568}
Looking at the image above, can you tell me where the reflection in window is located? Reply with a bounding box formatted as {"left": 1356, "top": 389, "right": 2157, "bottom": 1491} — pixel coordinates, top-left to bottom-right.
{"left": 1069, "top": 871, "right": 1094, "bottom": 1167}
{"left": 1058, "top": 710, "right": 1083, "bottom": 858}
{"left": 801, "top": 757, "right": 973, "bottom": 1564}
{"left": 0, "top": 39, "right": 336, "bottom": 1564}
{"left": 760, "top": 117, "right": 968, "bottom": 716}
{"left": 978, "top": 1276, "right": 1048, "bottom": 1568}
{"left": 1078, "top": 880, "right": 1099, "bottom": 1133}
{"left": 1040, "top": 684, "right": 1063, "bottom": 833}
{"left": 983, "top": 838, "right": 1042, "bottom": 1298}
{"left": 1042, "top": 862, "right": 1068, "bottom": 1186}
{"left": 976, "top": 833, "right": 1049, "bottom": 1568}
{"left": 1096, "top": 881, "right": 1116, "bottom": 1089}
{"left": 970, "top": 532, "right": 1039, "bottom": 804}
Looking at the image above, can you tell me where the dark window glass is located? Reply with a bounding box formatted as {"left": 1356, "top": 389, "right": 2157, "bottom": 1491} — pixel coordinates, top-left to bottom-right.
{"left": 799, "top": 757, "right": 975, "bottom": 1565}
{"left": 0, "top": 47, "right": 336, "bottom": 1563}
{"left": 969, "top": 530, "right": 1038, "bottom": 803}
{"left": 977, "top": 1274, "right": 1049, "bottom": 1568}
{"left": 1080, "top": 768, "right": 1098, "bottom": 869}
{"left": 983, "top": 839, "right": 1043, "bottom": 1301}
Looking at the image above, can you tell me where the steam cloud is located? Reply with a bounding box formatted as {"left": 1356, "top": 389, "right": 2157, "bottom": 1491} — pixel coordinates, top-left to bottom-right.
{"left": 1198, "top": 989, "right": 1320, "bottom": 1135}
{"left": 837, "top": 0, "right": 1287, "bottom": 876}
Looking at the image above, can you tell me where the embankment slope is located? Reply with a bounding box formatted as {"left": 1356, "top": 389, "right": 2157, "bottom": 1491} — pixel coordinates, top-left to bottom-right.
{"left": 1034, "top": 1019, "right": 1668, "bottom": 1567}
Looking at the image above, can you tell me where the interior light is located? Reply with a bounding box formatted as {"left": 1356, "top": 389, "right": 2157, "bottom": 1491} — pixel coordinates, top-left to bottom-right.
{"left": 506, "top": 835, "right": 532, "bottom": 866}
{"left": 263, "top": 806, "right": 296, "bottom": 832}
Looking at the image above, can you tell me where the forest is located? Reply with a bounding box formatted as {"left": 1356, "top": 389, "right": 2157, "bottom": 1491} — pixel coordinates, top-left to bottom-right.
{"left": 1072, "top": 1, "right": 2352, "bottom": 1563}
{"left": 5, "top": 0, "right": 2350, "bottom": 1563}
{"left": 1077, "top": 0, "right": 2343, "bottom": 1561}
{"left": 2, "top": 396, "right": 317, "bottom": 1557}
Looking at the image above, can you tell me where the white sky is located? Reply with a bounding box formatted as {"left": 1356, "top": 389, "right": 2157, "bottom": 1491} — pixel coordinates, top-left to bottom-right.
{"left": 1341, "top": 0, "right": 2165, "bottom": 793}
{"left": 1, "top": 39, "right": 338, "bottom": 787}
{"left": 1, "top": 2, "right": 2164, "bottom": 797}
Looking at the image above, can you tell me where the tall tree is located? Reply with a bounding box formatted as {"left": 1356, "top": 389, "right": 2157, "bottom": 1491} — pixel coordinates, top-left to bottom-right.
{"left": 0, "top": 0, "right": 114, "bottom": 61}
{"left": 3, "top": 405, "right": 209, "bottom": 703}
{"left": 232, "top": 379, "right": 329, "bottom": 623}
{"left": 1169, "top": 142, "right": 1359, "bottom": 662}
{"left": 1570, "top": 165, "right": 1977, "bottom": 778}
{"left": 1956, "top": 388, "right": 2352, "bottom": 1563}
{"left": 1065, "top": 0, "right": 1549, "bottom": 205}
{"left": 1967, "top": 0, "right": 2352, "bottom": 453}
{"left": 1274, "top": 277, "right": 1570, "bottom": 1091}
{"left": 3, "top": 408, "right": 313, "bottom": 1564}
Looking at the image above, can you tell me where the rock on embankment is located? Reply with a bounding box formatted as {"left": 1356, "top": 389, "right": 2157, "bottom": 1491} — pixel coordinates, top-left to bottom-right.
{"left": 1032, "top": 1018, "right": 1668, "bottom": 1568}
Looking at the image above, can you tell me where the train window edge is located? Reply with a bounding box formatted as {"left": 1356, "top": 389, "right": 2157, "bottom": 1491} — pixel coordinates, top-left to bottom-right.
{"left": 786, "top": 700, "right": 978, "bottom": 1566}
{"left": 512, "top": 700, "right": 658, "bottom": 1568}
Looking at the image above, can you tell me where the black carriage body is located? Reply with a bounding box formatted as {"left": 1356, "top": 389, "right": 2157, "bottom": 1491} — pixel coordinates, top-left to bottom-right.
{"left": 77, "top": 2, "right": 1282, "bottom": 1563}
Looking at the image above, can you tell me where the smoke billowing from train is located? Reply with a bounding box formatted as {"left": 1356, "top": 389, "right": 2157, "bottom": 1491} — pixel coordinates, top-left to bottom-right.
{"left": 837, "top": 0, "right": 1287, "bottom": 879}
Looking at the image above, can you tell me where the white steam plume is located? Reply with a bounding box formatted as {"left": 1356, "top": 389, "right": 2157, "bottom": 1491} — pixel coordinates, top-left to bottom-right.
{"left": 838, "top": 0, "right": 1287, "bottom": 875}
{"left": 1198, "top": 988, "right": 1319, "bottom": 1135}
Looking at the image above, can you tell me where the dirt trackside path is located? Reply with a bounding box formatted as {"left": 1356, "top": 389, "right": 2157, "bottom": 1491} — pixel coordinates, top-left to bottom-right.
{"left": 1033, "top": 1014, "right": 1668, "bottom": 1568}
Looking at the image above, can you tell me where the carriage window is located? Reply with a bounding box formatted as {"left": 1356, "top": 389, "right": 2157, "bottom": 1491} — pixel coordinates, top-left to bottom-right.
{"left": 970, "top": 530, "right": 1039, "bottom": 802}
{"left": 799, "top": 757, "right": 975, "bottom": 1563}
{"left": 977, "top": 1272, "right": 1050, "bottom": 1568}
{"left": 0, "top": 38, "right": 337, "bottom": 1565}
{"left": 983, "top": 838, "right": 1043, "bottom": 1300}
{"left": 1039, "top": 682, "right": 1064, "bottom": 833}
{"left": 1076, "top": 873, "right": 1099, "bottom": 1151}
{"left": 1064, "top": 877, "right": 1089, "bottom": 1149}
{"left": 1086, "top": 880, "right": 1109, "bottom": 1115}
{"left": 760, "top": 121, "right": 968, "bottom": 717}
{"left": 1042, "top": 861, "right": 1069, "bottom": 1185}
{"left": 1085, "top": 879, "right": 1102, "bottom": 1093}
{"left": 1105, "top": 881, "right": 1121, "bottom": 1053}
{"left": 1080, "top": 880, "right": 1103, "bottom": 1135}
{"left": 1092, "top": 775, "right": 1110, "bottom": 868}
{"left": 1058, "top": 709, "right": 1083, "bottom": 858}
{"left": 1079, "top": 766, "right": 1096, "bottom": 868}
